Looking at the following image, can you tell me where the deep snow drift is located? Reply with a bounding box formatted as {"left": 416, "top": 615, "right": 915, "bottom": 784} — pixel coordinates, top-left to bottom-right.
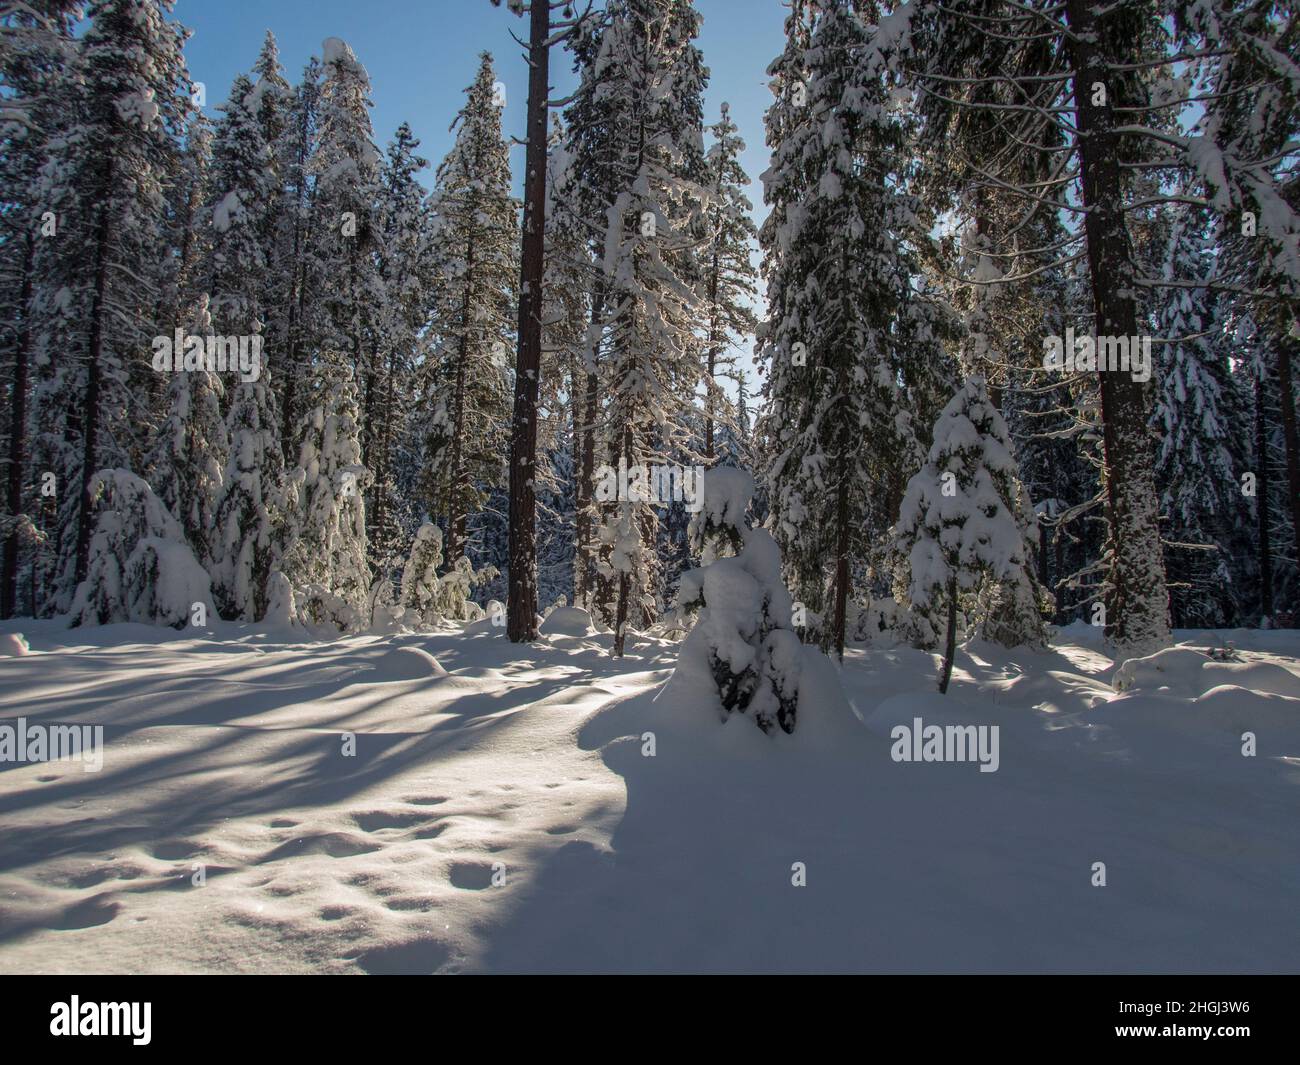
{"left": 0, "top": 616, "right": 1296, "bottom": 974}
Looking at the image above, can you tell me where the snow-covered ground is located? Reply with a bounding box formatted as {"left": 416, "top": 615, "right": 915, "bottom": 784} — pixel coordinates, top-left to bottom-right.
{"left": 0, "top": 616, "right": 1297, "bottom": 973}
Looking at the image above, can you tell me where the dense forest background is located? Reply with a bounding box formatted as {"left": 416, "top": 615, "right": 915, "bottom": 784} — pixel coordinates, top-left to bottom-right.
{"left": 0, "top": 0, "right": 1296, "bottom": 664}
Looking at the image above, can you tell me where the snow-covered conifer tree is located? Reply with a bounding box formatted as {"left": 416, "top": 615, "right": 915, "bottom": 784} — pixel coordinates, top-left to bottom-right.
{"left": 147, "top": 294, "right": 228, "bottom": 568}
{"left": 281, "top": 359, "right": 372, "bottom": 630}
{"left": 895, "top": 377, "right": 1040, "bottom": 692}
{"left": 421, "top": 53, "right": 516, "bottom": 566}
{"left": 700, "top": 102, "right": 758, "bottom": 462}
{"left": 69, "top": 469, "right": 214, "bottom": 629}
{"left": 677, "top": 467, "right": 803, "bottom": 734}
{"left": 33, "top": 0, "right": 191, "bottom": 595}
{"left": 758, "top": 0, "right": 955, "bottom": 657}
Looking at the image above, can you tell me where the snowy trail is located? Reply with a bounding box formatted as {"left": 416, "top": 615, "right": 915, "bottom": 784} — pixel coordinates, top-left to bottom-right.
{"left": 0, "top": 620, "right": 1298, "bottom": 973}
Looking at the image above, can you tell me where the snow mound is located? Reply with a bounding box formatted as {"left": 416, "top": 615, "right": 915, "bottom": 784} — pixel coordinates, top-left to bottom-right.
{"left": 539, "top": 606, "right": 594, "bottom": 637}
{"left": 862, "top": 690, "right": 984, "bottom": 738}
{"left": 463, "top": 614, "right": 505, "bottom": 636}
{"left": 371, "top": 646, "right": 448, "bottom": 680}
{"left": 1114, "top": 646, "right": 1300, "bottom": 699}
{"left": 0, "top": 633, "right": 30, "bottom": 656}
{"left": 1190, "top": 685, "right": 1300, "bottom": 736}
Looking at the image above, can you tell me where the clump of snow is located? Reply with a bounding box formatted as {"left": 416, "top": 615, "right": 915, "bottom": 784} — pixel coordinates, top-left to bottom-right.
{"left": 263, "top": 571, "right": 299, "bottom": 631}
{"left": 688, "top": 466, "right": 754, "bottom": 564}
{"left": 372, "top": 646, "right": 448, "bottom": 680}
{"left": 1114, "top": 644, "right": 1300, "bottom": 699}
{"left": 0, "top": 633, "right": 31, "bottom": 656}
{"left": 539, "top": 606, "right": 595, "bottom": 637}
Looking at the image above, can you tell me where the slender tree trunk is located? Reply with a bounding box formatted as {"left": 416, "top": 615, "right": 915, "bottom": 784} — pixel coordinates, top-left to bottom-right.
{"left": 1065, "top": 0, "right": 1170, "bottom": 655}
{"left": 506, "top": 0, "right": 550, "bottom": 643}
{"left": 1275, "top": 336, "right": 1300, "bottom": 617}
{"left": 444, "top": 240, "right": 475, "bottom": 567}
{"left": 75, "top": 169, "right": 114, "bottom": 585}
{"left": 611, "top": 419, "right": 633, "bottom": 657}
{"left": 571, "top": 363, "right": 585, "bottom": 603}
{"left": 704, "top": 246, "right": 720, "bottom": 462}
{"left": 1256, "top": 374, "right": 1274, "bottom": 620}
{"left": 577, "top": 284, "right": 604, "bottom": 607}
{"left": 281, "top": 125, "right": 313, "bottom": 460}
{"left": 831, "top": 470, "right": 850, "bottom": 659}
{"left": 2, "top": 234, "right": 35, "bottom": 618}
{"left": 939, "top": 573, "right": 958, "bottom": 694}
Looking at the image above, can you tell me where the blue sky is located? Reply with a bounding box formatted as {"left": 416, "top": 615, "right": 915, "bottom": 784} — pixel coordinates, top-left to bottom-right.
{"left": 174, "top": 0, "right": 788, "bottom": 226}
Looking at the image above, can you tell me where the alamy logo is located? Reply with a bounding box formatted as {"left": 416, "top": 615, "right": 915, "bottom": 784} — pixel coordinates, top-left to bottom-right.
{"left": 1041, "top": 327, "right": 1151, "bottom": 383}
{"left": 0, "top": 717, "right": 103, "bottom": 772}
{"left": 50, "top": 997, "right": 151, "bottom": 1045}
{"left": 890, "top": 716, "right": 1000, "bottom": 773}
{"left": 594, "top": 460, "right": 704, "bottom": 513}
{"left": 152, "top": 329, "right": 262, "bottom": 383}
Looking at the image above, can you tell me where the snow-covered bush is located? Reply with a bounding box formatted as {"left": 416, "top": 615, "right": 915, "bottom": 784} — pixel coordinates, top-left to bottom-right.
{"left": 437, "top": 554, "right": 498, "bottom": 622}
{"left": 677, "top": 469, "right": 801, "bottom": 734}
{"left": 848, "top": 595, "right": 938, "bottom": 649}
{"left": 70, "top": 470, "right": 215, "bottom": 629}
{"left": 399, "top": 523, "right": 444, "bottom": 627}
{"left": 894, "top": 378, "right": 1045, "bottom": 691}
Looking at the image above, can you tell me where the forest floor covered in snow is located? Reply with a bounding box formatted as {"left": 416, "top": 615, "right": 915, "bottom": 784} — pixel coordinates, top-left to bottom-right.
{"left": 0, "top": 615, "right": 1297, "bottom": 974}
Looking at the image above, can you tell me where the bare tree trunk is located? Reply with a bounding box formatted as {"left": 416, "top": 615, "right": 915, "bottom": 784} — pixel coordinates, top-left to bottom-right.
{"left": 1256, "top": 373, "right": 1274, "bottom": 620}
{"left": 576, "top": 285, "right": 604, "bottom": 607}
{"left": 506, "top": 0, "right": 550, "bottom": 643}
{"left": 831, "top": 470, "right": 850, "bottom": 659}
{"left": 939, "top": 574, "right": 958, "bottom": 694}
{"left": 444, "top": 240, "right": 475, "bottom": 567}
{"left": 1065, "top": 0, "right": 1169, "bottom": 654}
{"left": 704, "top": 248, "right": 720, "bottom": 462}
{"left": 75, "top": 169, "right": 114, "bottom": 585}
{"left": 2, "top": 234, "right": 35, "bottom": 617}
{"left": 1275, "top": 335, "right": 1300, "bottom": 617}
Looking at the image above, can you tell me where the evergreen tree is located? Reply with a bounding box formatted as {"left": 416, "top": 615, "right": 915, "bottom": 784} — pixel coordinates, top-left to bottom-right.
{"left": 207, "top": 72, "right": 272, "bottom": 338}
{"left": 422, "top": 53, "right": 516, "bottom": 566}
{"left": 895, "top": 377, "right": 1039, "bottom": 693}
{"left": 211, "top": 332, "right": 284, "bottom": 623}
{"left": 700, "top": 102, "right": 758, "bottom": 463}
{"left": 147, "top": 293, "right": 228, "bottom": 569}
{"left": 69, "top": 468, "right": 214, "bottom": 629}
{"left": 310, "top": 38, "right": 385, "bottom": 463}
{"left": 32, "top": 0, "right": 191, "bottom": 602}
{"left": 369, "top": 122, "right": 432, "bottom": 564}
{"left": 758, "top": 0, "right": 955, "bottom": 657}
{"left": 1152, "top": 217, "right": 1241, "bottom": 626}
{"left": 281, "top": 359, "right": 372, "bottom": 630}
{"left": 584, "top": 0, "right": 709, "bottom": 655}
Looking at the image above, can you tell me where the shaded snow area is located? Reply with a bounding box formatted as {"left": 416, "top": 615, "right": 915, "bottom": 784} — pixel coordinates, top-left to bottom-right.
{"left": 0, "top": 618, "right": 1297, "bottom": 973}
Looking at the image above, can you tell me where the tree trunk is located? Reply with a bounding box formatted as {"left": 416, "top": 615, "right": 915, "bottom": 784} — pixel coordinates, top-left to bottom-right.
{"left": 611, "top": 424, "right": 633, "bottom": 657}
{"left": 506, "top": 0, "right": 550, "bottom": 643}
{"left": 576, "top": 284, "right": 604, "bottom": 607}
{"left": 1065, "top": 0, "right": 1170, "bottom": 655}
{"left": 939, "top": 573, "right": 958, "bottom": 694}
{"left": 1256, "top": 373, "right": 1274, "bottom": 621}
{"left": 1275, "top": 335, "right": 1300, "bottom": 618}
{"left": 444, "top": 239, "right": 475, "bottom": 567}
{"left": 2, "top": 234, "right": 35, "bottom": 618}
{"left": 831, "top": 469, "right": 850, "bottom": 659}
{"left": 75, "top": 167, "right": 114, "bottom": 585}
{"left": 704, "top": 246, "right": 720, "bottom": 462}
